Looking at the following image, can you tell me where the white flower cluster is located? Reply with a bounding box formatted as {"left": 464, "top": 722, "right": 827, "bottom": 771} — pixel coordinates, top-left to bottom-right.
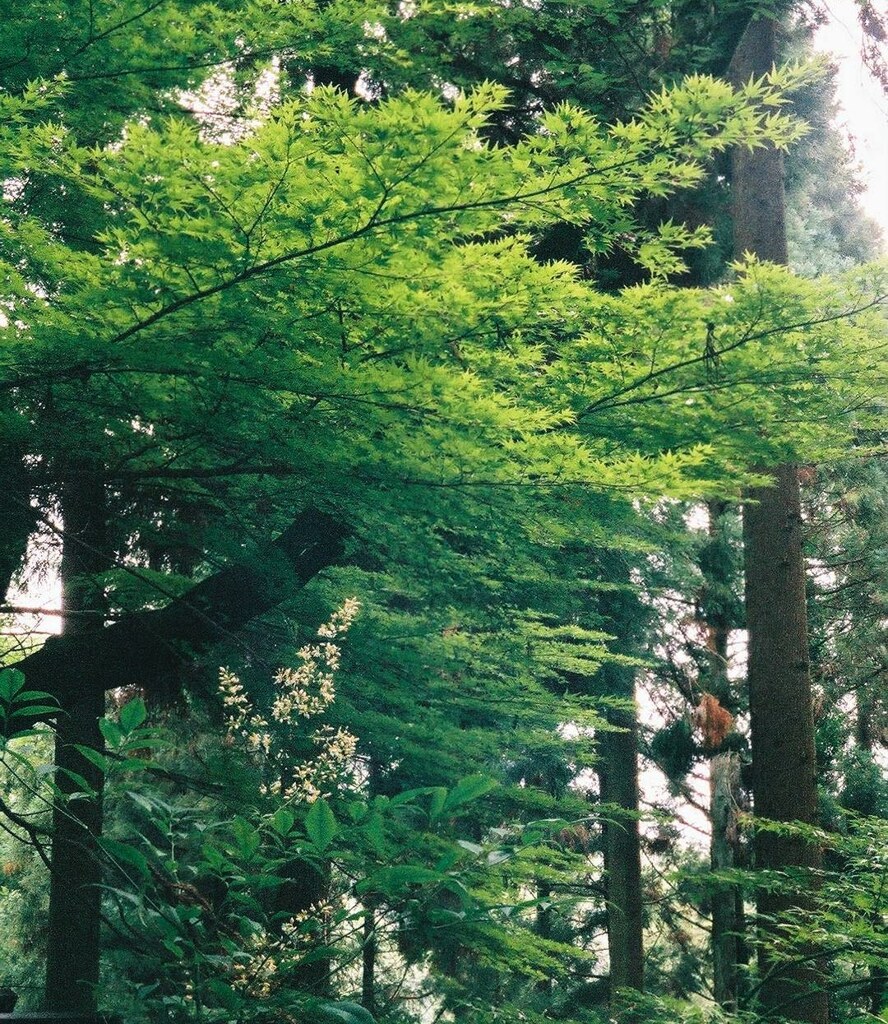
{"left": 280, "top": 898, "right": 332, "bottom": 938}
{"left": 287, "top": 725, "right": 359, "bottom": 804}
{"left": 317, "top": 597, "right": 361, "bottom": 638}
{"left": 270, "top": 646, "right": 338, "bottom": 722}
{"left": 226, "top": 904, "right": 333, "bottom": 1000}
{"left": 228, "top": 931, "right": 279, "bottom": 997}
{"left": 218, "top": 600, "right": 361, "bottom": 802}
{"left": 219, "top": 667, "right": 271, "bottom": 753}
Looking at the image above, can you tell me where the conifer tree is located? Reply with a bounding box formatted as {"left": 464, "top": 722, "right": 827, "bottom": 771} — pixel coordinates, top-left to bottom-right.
{"left": 2, "top": 5, "right": 887, "bottom": 1021}
{"left": 729, "top": 17, "right": 828, "bottom": 1024}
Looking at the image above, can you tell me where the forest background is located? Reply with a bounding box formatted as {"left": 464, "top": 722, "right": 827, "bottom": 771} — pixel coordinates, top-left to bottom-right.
{"left": 0, "top": 2, "right": 887, "bottom": 1024}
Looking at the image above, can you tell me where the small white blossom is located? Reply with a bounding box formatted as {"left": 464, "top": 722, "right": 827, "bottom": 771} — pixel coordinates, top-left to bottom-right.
{"left": 218, "top": 600, "right": 361, "bottom": 802}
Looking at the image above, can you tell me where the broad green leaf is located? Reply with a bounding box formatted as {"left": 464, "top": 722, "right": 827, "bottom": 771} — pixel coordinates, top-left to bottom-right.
{"left": 427, "top": 786, "right": 447, "bottom": 822}
{"left": 231, "top": 816, "right": 261, "bottom": 859}
{"left": 10, "top": 705, "right": 61, "bottom": 718}
{"left": 16, "top": 689, "right": 59, "bottom": 703}
{"left": 272, "top": 807, "right": 295, "bottom": 835}
{"left": 73, "top": 744, "right": 109, "bottom": 771}
{"left": 442, "top": 774, "right": 498, "bottom": 812}
{"left": 56, "top": 767, "right": 96, "bottom": 795}
{"left": 206, "top": 978, "right": 242, "bottom": 1011}
{"left": 318, "top": 1002, "right": 377, "bottom": 1024}
{"left": 305, "top": 798, "right": 337, "bottom": 852}
{"left": 362, "top": 811, "right": 387, "bottom": 857}
{"left": 0, "top": 668, "right": 25, "bottom": 701}
{"left": 100, "top": 837, "right": 150, "bottom": 877}
{"left": 119, "top": 698, "right": 147, "bottom": 733}
{"left": 99, "top": 718, "right": 124, "bottom": 747}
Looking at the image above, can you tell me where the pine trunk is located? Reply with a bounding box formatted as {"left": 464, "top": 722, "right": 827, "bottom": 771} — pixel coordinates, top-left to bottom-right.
{"left": 710, "top": 751, "right": 743, "bottom": 1008}
{"left": 597, "top": 695, "right": 645, "bottom": 994}
{"left": 361, "top": 901, "right": 378, "bottom": 1017}
{"left": 594, "top": 552, "right": 645, "bottom": 996}
{"left": 730, "top": 20, "right": 828, "bottom": 1023}
{"left": 743, "top": 466, "right": 826, "bottom": 1022}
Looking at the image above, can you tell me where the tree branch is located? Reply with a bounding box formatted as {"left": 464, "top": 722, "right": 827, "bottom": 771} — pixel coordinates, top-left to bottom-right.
{"left": 6, "top": 507, "right": 348, "bottom": 704}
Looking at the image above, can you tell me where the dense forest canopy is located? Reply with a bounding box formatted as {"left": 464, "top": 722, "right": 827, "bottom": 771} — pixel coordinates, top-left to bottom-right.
{"left": 0, "top": 3, "right": 886, "bottom": 1024}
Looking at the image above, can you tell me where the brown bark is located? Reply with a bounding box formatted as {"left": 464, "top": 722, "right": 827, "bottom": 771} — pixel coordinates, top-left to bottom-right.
{"left": 743, "top": 469, "right": 819, "bottom": 834}
{"left": 594, "top": 552, "right": 645, "bottom": 997}
{"left": 728, "top": 19, "right": 789, "bottom": 267}
{"left": 710, "top": 751, "right": 743, "bottom": 1008}
{"left": 730, "top": 19, "right": 828, "bottom": 1023}
{"left": 743, "top": 466, "right": 826, "bottom": 1022}
{"left": 596, "top": 660, "right": 645, "bottom": 994}
{"left": 597, "top": 702, "right": 645, "bottom": 994}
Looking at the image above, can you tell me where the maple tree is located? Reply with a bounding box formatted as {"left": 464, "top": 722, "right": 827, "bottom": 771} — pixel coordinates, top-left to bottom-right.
{"left": 1, "top": 3, "right": 887, "bottom": 1023}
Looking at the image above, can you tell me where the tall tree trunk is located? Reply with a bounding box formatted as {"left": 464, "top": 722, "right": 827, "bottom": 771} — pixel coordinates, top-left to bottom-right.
{"left": 743, "top": 466, "right": 826, "bottom": 1022}
{"left": 710, "top": 751, "right": 743, "bottom": 1008}
{"left": 593, "top": 550, "right": 645, "bottom": 995}
{"left": 851, "top": 667, "right": 887, "bottom": 1013}
{"left": 597, "top": 691, "right": 645, "bottom": 994}
{"left": 360, "top": 756, "right": 383, "bottom": 1015}
{"left": 730, "top": 20, "right": 828, "bottom": 1024}
{"left": 858, "top": 696, "right": 888, "bottom": 1016}
{"left": 28, "top": 505, "right": 347, "bottom": 1009}
{"left": 45, "top": 473, "right": 107, "bottom": 1011}
{"left": 701, "top": 501, "right": 744, "bottom": 1009}
{"left": 361, "top": 900, "right": 378, "bottom": 1017}
{"left": 0, "top": 446, "right": 36, "bottom": 601}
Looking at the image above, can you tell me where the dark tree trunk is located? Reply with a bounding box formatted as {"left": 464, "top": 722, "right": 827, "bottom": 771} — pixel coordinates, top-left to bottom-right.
{"left": 701, "top": 501, "right": 744, "bottom": 1010}
{"left": 710, "top": 751, "right": 743, "bottom": 1008}
{"left": 361, "top": 757, "right": 381, "bottom": 1015}
{"left": 12, "top": 505, "right": 347, "bottom": 1009}
{"left": 597, "top": 689, "right": 645, "bottom": 994}
{"left": 0, "top": 447, "right": 37, "bottom": 600}
{"left": 730, "top": 20, "right": 828, "bottom": 1023}
{"left": 854, "top": 687, "right": 888, "bottom": 1012}
{"left": 743, "top": 466, "right": 826, "bottom": 1022}
{"left": 361, "top": 901, "right": 378, "bottom": 1017}
{"left": 594, "top": 551, "right": 645, "bottom": 996}
{"left": 728, "top": 18, "right": 789, "bottom": 267}
{"left": 45, "top": 474, "right": 108, "bottom": 1012}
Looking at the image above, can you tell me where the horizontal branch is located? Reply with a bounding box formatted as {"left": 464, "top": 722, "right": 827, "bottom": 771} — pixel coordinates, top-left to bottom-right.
{"left": 6, "top": 506, "right": 348, "bottom": 705}
{"left": 576, "top": 293, "right": 888, "bottom": 420}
